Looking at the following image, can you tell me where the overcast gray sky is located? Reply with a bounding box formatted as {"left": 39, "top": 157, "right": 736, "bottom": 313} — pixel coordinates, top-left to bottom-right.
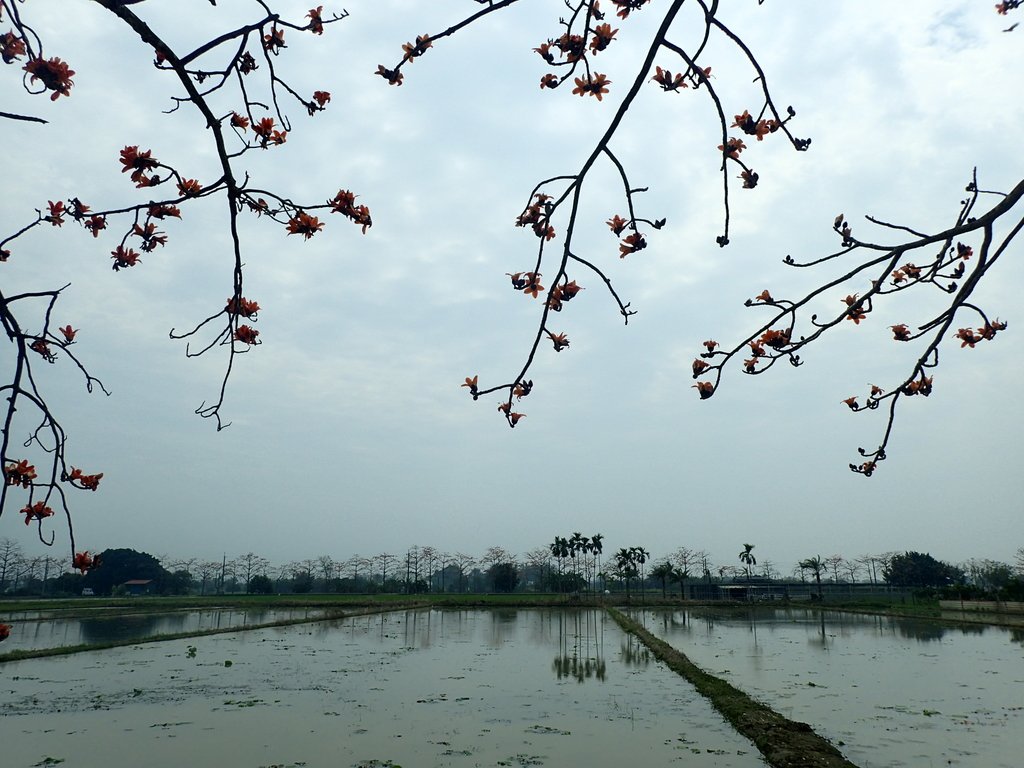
{"left": 2, "top": 0, "right": 1021, "bottom": 574}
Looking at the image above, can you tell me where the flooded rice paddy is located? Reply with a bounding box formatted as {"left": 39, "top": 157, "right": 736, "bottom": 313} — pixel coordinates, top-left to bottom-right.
{"left": 2, "top": 609, "right": 766, "bottom": 768}
{"left": 637, "top": 607, "right": 1024, "bottom": 768}
{"left": 2, "top": 607, "right": 327, "bottom": 650}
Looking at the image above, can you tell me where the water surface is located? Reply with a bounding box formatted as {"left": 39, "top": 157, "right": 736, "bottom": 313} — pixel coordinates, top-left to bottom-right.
{"left": 638, "top": 607, "right": 1024, "bottom": 768}
{"left": 3, "top": 609, "right": 767, "bottom": 768}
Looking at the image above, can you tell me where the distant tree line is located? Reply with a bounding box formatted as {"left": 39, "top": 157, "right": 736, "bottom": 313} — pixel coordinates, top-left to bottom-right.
{"left": 2, "top": 538, "right": 1022, "bottom": 602}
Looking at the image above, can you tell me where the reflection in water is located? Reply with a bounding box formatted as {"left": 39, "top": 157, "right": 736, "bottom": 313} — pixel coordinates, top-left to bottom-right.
{"left": 551, "top": 610, "right": 606, "bottom": 682}
{"left": 4, "top": 609, "right": 767, "bottom": 768}
{"left": 2, "top": 608, "right": 321, "bottom": 650}
{"left": 641, "top": 606, "right": 1024, "bottom": 768}
{"left": 619, "top": 633, "right": 651, "bottom": 668}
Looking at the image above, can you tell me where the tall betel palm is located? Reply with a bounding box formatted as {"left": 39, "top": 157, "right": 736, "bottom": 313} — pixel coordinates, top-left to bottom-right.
{"left": 650, "top": 561, "right": 674, "bottom": 599}
{"left": 590, "top": 533, "right": 604, "bottom": 593}
{"left": 738, "top": 543, "right": 757, "bottom": 579}
{"left": 799, "top": 556, "right": 826, "bottom": 600}
{"left": 549, "top": 536, "right": 570, "bottom": 593}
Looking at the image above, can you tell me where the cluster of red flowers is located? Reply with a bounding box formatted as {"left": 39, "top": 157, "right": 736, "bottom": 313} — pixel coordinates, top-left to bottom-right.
{"left": 650, "top": 64, "right": 711, "bottom": 92}
{"left": 890, "top": 263, "right": 922, "bottom": 284}
{"left": 375, "top": 65, "right": 403, "bottom": 86}
{"left": 45, "top": 200, "right": 65, "bottom": 227}
{"left": 234, "top": 325, "right": 260, "bottom": 345}
{"left": 401, "top": 34, "right": 432, "bottom": 63}
{"left": 693, "top": 381, "right": 714, "bottom": 399}
{"left": 902, "top": 376, "right": 933, "bottom": 397}
{"left": 21, "top": 500, "right": 54, "bottom": 526}
{"left": 506, "top": 271, "right": 543, "bottom": 298}
{"left": 572, "top": 73, "right": 611, "bottom": 101}
{"left": 955, "top": 319, "right": 1007, "bottom": 347}
{"left": 286, "top": 211, "right": 324, "bottom": 239}
{"left": 650, "top": 66, "right": 688, "bottom": 92}
{"left": 253, "top": 117, "right": 287, "bottom": 148}
{"left": 84, "top": 214, "right": 107, "bottom": 237}
{"left": 30, "top": 338, "right": 55, "bottom": 362}
{"left": 177, "top": 178, "right": 202, "bottom": 197}
{"left": 547, "top": 280, "right": 583, "bottom": 312}
{"left": 732, "top": 110, "right": 779, "bottom": 141}
{"left": 618, "top": 232, "right": 646, "bottom": 258}
{"left": 5, "top": 459, "right": 37, "bottom": 488}
{"left": 308, "top": 90, "right": 331, "bottom": 115}
{"left": 890, "top": 323, "right": 912, "bottom": 341}
{"left": 24, "top": 56, "right": 75, "bottom": 100}
{"left": 718, "top": 137, "right": 747, "bottom": 160}
{"left": 111, "top": 245, "right": 142, "bottom": 271}
{"left": 226, "top": 296, "right": 260, "bottom": 318}
{"left": 133, "top": 222, "right": 167, "bottom": 252}
{"left": 1, "top": 30, "right": 26, "bottom": 63}
{"left": 843, "top": 293, "right": 868, "bottom": 324}
{"left": 0, "top": 623, "right": 10, "bottom": 642}
{"left": 68, "top": 466, "right": 103, "bottom": 491}
{"left": 497, "top": 401, "right": 526, "bottom": 427}
{"left": 307, "top": 6, "right": 325, "bottom": 35}
{"left": 149, "top": 203, "right": 182, "bottom": 220}
{"left": 547, "top": 330, "right": 570, "bottom": 351}
{"left": 329, "top": 189, "right": 373, "bottom": 233}
{"left": 263, "top": 26, "right": 286, "bottom": 53}
{"left": 515, "top": 194, "right": 555, "bottom": 240}
{"left": 120, "top": 146, "right": 161, "bottom": 187}
{"left": 60, "top": 325, "right": 77, "bottom": 342}
{"left": 609, "top": 0, "right": 651, "bottom": 19}
{"left": 73, "top": 551, "right": 101, "bottom": 573}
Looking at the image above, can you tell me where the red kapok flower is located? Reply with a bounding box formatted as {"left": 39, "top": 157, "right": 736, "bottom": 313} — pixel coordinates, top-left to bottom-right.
{"left": 234, "top": 325, "right": 260, "bottom": 345}
{"left": 307, "top": 6, "right": 325, "bottom": 34}
{"left": 111, "top": 245, "right": 141, "bottom": 271}
{"left": 226, "top": 296, "right": 260, "bottom": 318}
{"left": 73, "top": 551, "right": 97, "bottom": 573}
{"left": 68, "top": 466, "right": 103, "bottom": 491}
{"left": 24, "top": 56, "right": 75, "bottom": 100}
{"left": 22, "top": 500, "right": 54, "bottom": 525}
{"left": 286, "top": 211, "right": 324, "bottom": 240}
{"left": 5, "top": 459, "right": 37, "bottom": 488}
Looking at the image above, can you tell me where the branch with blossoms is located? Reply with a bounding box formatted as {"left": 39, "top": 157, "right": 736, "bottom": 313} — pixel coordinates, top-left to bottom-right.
{"left": 380, "top": 0, "right": 807, "bottom": 427}
{"left": 1, "top": 1, "right": 369, "bottom": 561}
{"left": 692, "top": 171, "right": 1024, "bottom": 476}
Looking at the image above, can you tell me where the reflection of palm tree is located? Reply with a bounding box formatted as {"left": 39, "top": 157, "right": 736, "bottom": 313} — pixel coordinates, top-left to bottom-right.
{"left": 799, "top": 555, "right": 825, "bottom": 600}
{"left": 738, "top": 543, "right": 757, "bottom": 579}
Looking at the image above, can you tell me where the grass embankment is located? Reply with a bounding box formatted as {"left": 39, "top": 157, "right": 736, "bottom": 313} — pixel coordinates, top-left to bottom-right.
{"left": 608, "top": 608, "right": 859, "bottom": 768}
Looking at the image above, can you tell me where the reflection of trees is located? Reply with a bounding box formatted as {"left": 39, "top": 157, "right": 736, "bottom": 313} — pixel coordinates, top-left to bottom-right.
{"left": 895, "top": 621, "right": 947, "bottom": 642}
{"left": 1010, "top": 629, "right": 1024, "bottom": 646}
{"left": 620, "top": 634, "right": 651, "bottom": 668}
{"left": 79, "top": 613, "right": 175, "bottom": 643}
{"left": 552, "top": 653, "right": 607, "bottom": 682}
{"left": 551, "top": 610, "right": 607, "bottom": 683}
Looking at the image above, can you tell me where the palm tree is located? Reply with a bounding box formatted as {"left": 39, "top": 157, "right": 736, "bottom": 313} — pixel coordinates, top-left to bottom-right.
{"left": 738, "top": 543, "right": 757, "bottom": 579}
{"left": 549, "top": 537, "right": 570, "bottom": 592}
{"left": 590, "top": 533, "right": 604, "bottom": 593}
{"left": 614, "top": 548, "right": 637, "bottom": 600}
{"left": 650, "top": 561, "right": 674, "bottom": 598}
{"left": 799, "top": 555, "right": 825, "bottom": 600}
{"left": 630, "top": 546, "right": 650, "bottom": 602}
